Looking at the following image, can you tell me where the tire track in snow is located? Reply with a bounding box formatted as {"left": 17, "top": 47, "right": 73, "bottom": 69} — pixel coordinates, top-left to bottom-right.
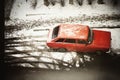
{"left": 5, "top": 27, "right": 78, "bottom": 70}
{"left": 5, "top": 25, "right": 120, "bottom": 70}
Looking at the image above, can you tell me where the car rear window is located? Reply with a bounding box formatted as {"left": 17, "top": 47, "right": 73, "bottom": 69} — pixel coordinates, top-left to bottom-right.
{"left": 52, "top": 26, "right": 59, "bottom": 39}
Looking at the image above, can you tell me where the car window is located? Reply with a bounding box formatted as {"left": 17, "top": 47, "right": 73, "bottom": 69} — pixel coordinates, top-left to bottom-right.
{"left": 77, "top": 40, "right": 86, "bottom": 44}
{"left": 64, "top": 39, "right": 76, "bottom": 43}
{"left": 55, "top": 38, "right": 64, "bottom": 42}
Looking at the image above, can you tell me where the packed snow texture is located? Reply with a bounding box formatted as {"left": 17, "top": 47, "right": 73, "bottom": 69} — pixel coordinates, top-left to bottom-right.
{"left": 10, "top": 0, "right": 120, "bottom": 20}
{"left": 5, "top": 0, "right": 120, "bottom": 68}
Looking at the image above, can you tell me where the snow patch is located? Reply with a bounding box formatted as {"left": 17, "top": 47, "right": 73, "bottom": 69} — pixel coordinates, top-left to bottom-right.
{"left": 10, "top": 0, "right": 120, "bottom": 20}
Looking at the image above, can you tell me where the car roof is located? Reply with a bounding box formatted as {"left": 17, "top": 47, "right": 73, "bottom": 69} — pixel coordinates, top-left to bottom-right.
{"left": 57, "top": 24, "right": 89, "bottom": 41}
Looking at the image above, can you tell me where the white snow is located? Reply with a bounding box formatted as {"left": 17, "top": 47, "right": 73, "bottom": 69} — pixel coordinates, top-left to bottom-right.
{"left": 15, "top": 46, "right": 33, "bottom": 51}
{"left": 10, "top": 0, "right": 120, "bottom": 20}
{"left": 5, "top": 0, "right": 120, "bottom": 68}
{"left": 10, "top": 54, "right": 28, "bottom": 57}
{"left": 23, "top": 57, "right": 38, "bottom": 61}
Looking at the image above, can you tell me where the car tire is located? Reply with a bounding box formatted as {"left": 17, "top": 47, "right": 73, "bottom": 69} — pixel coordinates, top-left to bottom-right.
{"left": 50, "top": 48, "right": 57, "bottom": 51}
{"left": 96, "top": 51, "right": 104, "bottom": 55}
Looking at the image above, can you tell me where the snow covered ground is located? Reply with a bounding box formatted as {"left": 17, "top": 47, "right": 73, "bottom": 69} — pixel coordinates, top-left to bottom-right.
{"left": 7, "top": 0, "right": 119, "bottom": 27}
{"left": 5, "top": 23, "right": 120, "bottom": 69}
{"left": 5, "top": 0, "right": 120, "bottom": 69}
{"left": 10, "top": 0, "right": 120, "bottom": 20}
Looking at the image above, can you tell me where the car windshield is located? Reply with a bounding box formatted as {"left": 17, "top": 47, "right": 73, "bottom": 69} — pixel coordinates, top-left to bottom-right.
{"left": 87, "top": 28, "right": 93, "bottom": 44}
{"left": 52, "top": 26, "right": 59, "bottom": 39}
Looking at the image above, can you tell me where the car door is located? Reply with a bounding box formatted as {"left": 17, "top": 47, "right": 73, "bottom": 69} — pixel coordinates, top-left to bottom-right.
{"left": 63, "top": 39, "right": 76, "bottom": 51}
{"left": 76, "top": 39, "right": 87, "bottom": 52}
{"left": 53, "top": 38, "right": 65, "bottom": 49}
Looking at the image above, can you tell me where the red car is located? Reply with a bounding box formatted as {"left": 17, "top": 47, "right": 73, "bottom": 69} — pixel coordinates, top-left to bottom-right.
{"left": 46, "top": 24, "right": 111, "bottom": 53}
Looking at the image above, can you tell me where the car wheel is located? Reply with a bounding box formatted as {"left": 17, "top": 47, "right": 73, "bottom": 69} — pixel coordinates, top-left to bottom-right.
{"left": 57, "top": 48, "right": 67, "bottom": 52}
{"left": 96, "top": 51, "right": 104, "bottom": 55}
{"left": 50, "top": 48, "right": 57, "bottom": 51}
